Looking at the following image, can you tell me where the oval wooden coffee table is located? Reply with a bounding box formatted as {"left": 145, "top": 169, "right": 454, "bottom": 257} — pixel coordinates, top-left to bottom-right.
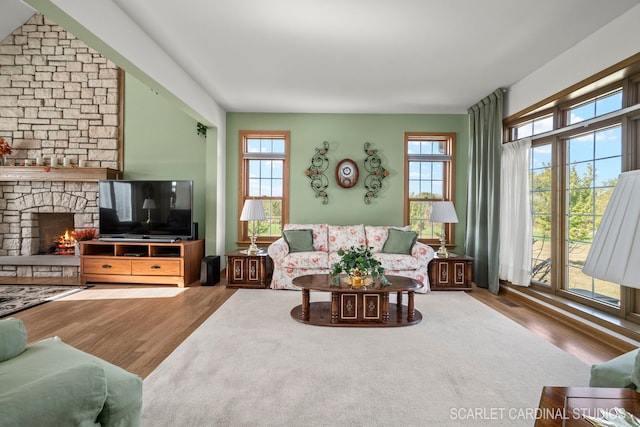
{"left": 291, "top": 274, "right": 423, "bottom": 327}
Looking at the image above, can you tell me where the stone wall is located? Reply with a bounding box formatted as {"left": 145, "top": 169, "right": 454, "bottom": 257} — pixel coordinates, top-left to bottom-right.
{"left": 0, "top": 13, "right": 120, "bottom": 168}
{"left": 0, "top": 13, "right": 121, "bottom": 277}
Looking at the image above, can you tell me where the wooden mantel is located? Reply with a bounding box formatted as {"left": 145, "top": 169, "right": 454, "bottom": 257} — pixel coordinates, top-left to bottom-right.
{"left": 0, "top": 167, "right": 122, "bottom": 182}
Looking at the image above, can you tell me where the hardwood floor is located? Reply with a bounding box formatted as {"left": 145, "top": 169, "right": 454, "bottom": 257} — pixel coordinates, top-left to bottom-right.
{"left": 5, "top": 277, "right": 236, "bottom": 379}
{"left": 2, "top": 276, "right": 628, "bottom": 379}
{"left": 468, "top": 285, "right": 632, "bottom": 365}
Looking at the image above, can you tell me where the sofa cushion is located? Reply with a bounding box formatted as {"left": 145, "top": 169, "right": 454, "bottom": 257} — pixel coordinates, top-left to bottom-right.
{"left": 284, "top": 224, "right": 328, "bottom": 251}
{"left": 633, "top": 350, "right": 640, "bottom": 389}
{"left": 365, "top": 226, "right": 411, "bottom": 253}
{"left": 283, "top": 229, "right": 314, "bottom": 253}
{"left": 590, "top": 349, "right": 638, "bottom": 389}
{"left": 328, "top": 225, "right": 366, "bottom": 252}
{"left": 0, "top": 361, "right": 107, "bottom": 427}
{"left": 0, "top": 336, "right": 142, "bottom": 427}
{"left": 282, "top": 252, "right": 330, "bottom": 269}
{"left": 373, "top": 253, "right": 420, "bottom": 271}
{"left": 382, "top": 229, "right": 418, "bottom": 254}
{"left": 0, "top": 317, "right": 27, "bottom": 363}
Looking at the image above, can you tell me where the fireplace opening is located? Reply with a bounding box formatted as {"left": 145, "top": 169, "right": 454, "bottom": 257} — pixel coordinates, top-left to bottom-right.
{"left": 37, "top": 213, "right": 75, "bottom": 255}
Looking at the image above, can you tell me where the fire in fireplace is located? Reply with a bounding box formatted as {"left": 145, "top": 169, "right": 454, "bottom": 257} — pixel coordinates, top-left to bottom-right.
{"left": 53, "top": 230, "right": 76, "bottom": 255}
{"left": 36, "top": 213, "right": 75, "bottom": 255}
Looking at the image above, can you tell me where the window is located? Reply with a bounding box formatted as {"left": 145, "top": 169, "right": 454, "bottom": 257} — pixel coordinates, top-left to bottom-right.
{"left": 564, "top": 126, "right": 621, "bottom": 306}
{"left": 238, "top": 131, "right": 289, "bottom": 245}
{"left": 505, "top": 62, "right": 640, "bottom": 316}
{"left": 404, "top": 133, "right": 455, "bottom": 246}
{"left": 522, "top": 102, "right": 626, "bottom": 310}
{"left": 530, "top": 144, "right": 552, "bottom": 284}
{"left": 567, "top": 90, "right": 622, "bottom": 125}
{"left": 513, "top": 114, "right": 554, "bottom": 140}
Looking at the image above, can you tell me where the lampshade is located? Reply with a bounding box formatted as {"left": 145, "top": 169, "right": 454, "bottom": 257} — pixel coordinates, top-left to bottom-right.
{"left": 240, "top": 199, "right": 266, "bottom": 221}
{"left": 142, "top": 198, "right": 156, "bottom": 209}
{"left": 429, "top": 201, "right": 459, "bottom": 223}
{"left": 582, "top": 170, "right": 640, "bottom": 288}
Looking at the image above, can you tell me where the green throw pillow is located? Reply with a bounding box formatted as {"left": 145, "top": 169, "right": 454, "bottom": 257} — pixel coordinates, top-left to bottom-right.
{"left": 283, "top": 229, "right": 314, "bottom": 253}
{"left": 382, "top": 229, "right": 418, "bottom": 255}
{"left": 0, "top": 317, "right": 27, "bottom": 363}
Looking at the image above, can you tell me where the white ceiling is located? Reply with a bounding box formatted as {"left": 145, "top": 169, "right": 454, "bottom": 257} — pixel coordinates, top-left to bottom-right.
{"left": 4, "top": 0, "right": 640, "bottom": 114}
{"left": 0, "top": 0, "right": 34, "bottom": 41}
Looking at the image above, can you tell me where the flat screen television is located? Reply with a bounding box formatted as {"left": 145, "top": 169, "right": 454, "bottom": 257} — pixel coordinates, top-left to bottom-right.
{"left": 98, "top": 180, "right": 194, "bottom": 241}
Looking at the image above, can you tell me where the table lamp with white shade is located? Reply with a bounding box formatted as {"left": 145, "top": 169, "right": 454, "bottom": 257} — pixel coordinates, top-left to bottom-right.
{"left": 429, "top": 201, "right": 459, "bottom": 258}
{"left": 142, "top": 198, "right": 156, "bottom": 224}
{"left": 240, "top": 199, "right": 266, "bottom": 255}
{"left": 582, "top": 170, "right": 640, "bottom": 289}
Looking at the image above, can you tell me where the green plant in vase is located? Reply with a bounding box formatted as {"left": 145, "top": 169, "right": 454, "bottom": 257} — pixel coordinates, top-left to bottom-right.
{"left": 330, "top": 245, "right": 388, "bottom": 287}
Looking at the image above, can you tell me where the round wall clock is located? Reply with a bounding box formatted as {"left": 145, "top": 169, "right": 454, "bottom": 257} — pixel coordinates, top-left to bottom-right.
{"left": 336, "top": 158, "right": 359, "bottom": 188}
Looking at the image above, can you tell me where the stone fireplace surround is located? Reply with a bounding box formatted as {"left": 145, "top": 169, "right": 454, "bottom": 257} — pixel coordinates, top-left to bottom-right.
{"left": 0, "top": 14, "right": 122, "bottom": 278}
{"left": 0, "top": 168, "right": 120, "bottom": 278}
{"left": 0, "top": 178, "right": 95, "bottom": 277}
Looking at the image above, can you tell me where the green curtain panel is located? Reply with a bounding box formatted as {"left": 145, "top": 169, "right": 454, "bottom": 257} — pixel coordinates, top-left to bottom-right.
{"left": 465, "top": 89, "right": 504, "bottom": 294}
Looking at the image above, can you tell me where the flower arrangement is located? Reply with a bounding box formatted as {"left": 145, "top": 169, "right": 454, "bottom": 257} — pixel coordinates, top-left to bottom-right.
{"left": 0, "top": 137, "right": 12, "bottom": 157}
{"left": 330, "top": 245, "right": 385, "bottom": 286}
{"left": 73, "top": 228, "right": 98, "bottom": 241}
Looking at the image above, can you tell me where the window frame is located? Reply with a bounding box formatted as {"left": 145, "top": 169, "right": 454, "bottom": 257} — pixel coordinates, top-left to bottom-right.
{"left": 403, "top": 132, "right": 456, "bottom": 247}
{"left": 237, "top": 130, "right": 290, "bottom": 246}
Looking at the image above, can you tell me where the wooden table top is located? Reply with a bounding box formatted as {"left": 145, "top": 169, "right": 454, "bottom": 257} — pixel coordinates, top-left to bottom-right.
{"left": 535, "top": 386, "right": 640, "bottom": 426}
{"left": 291, "top": 274, "right": 423, "bottom": 293}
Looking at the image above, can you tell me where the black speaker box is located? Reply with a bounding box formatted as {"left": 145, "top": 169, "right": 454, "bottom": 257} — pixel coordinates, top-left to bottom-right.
{"left": 191, "top": 222, "right": 198, "bottom": 240}
{"left": 200, "top": 255, "right": 220, "bottom": 286}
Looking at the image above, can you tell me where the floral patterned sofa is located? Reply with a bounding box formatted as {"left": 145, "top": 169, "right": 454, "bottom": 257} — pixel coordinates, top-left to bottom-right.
{"left": 267, "top": 224, "right": 435, "bottom": 292}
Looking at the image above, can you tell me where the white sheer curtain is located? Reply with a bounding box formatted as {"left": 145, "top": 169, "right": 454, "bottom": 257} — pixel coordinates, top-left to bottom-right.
{"left": 499, "top": 138, "right": 532, "bottom": 286}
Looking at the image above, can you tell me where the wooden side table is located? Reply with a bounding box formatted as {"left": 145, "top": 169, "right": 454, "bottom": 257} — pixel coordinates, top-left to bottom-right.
{"left": 225, "top": 249, "right": 273, "bottom": 289}
{"left": 428, "top": 253, "right": 473, "bottom": 290}
{"left": 535, "top": 386, "right": 640, "bottom": 426}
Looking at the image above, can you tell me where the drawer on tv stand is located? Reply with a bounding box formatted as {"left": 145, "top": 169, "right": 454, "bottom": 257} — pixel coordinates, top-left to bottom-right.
{"left": 82, "top": 258, "right": 131, "bottom": 275}
{"left": 131, "top": 259, "right": 181, "bottom": 276}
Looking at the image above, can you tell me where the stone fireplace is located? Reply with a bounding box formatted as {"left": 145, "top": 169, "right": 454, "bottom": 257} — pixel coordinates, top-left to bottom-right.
{"left": 7, "top": 180, "right": 96, "bottom": 257}
{"left": 0, "top": 176, "right": 100, "bottom": 277}
{"left": 0, "top": 14, "right": 122, "bottom": 278}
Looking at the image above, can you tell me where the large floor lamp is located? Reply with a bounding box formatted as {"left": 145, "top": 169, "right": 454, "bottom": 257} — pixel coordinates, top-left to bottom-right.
{"left": 582, "top": 170, "right": 640, "bottom": 289}
{"left": 429, "top": 201, "right": 459, "bottom": 258}
{"left": 240, "top": 199, "right": 266, "bottom": 255}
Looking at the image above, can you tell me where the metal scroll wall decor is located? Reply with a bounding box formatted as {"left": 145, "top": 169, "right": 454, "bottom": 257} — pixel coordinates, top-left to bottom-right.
{"left": 305, "top": 141, "right": 330, "bottom": 204}
{"left": 363, "top": 142, "right": 390, "bottom": 204}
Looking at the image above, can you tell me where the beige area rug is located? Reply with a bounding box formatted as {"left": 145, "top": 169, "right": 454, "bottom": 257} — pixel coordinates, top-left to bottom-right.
{"left": 142, "top": 290, "right": 589, "bottom": 426}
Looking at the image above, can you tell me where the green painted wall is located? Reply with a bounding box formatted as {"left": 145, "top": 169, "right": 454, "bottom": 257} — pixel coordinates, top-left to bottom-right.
{"left": 123, "top": 73, "right": 211, "bottom": 240}
{"left": 226, "top": 113, "right": 469, "bottom": 252}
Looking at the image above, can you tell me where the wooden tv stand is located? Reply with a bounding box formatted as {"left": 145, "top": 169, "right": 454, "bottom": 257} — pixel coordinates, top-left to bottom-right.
{"left": 80, "top": 239, "right": 204, "bottom": 287}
